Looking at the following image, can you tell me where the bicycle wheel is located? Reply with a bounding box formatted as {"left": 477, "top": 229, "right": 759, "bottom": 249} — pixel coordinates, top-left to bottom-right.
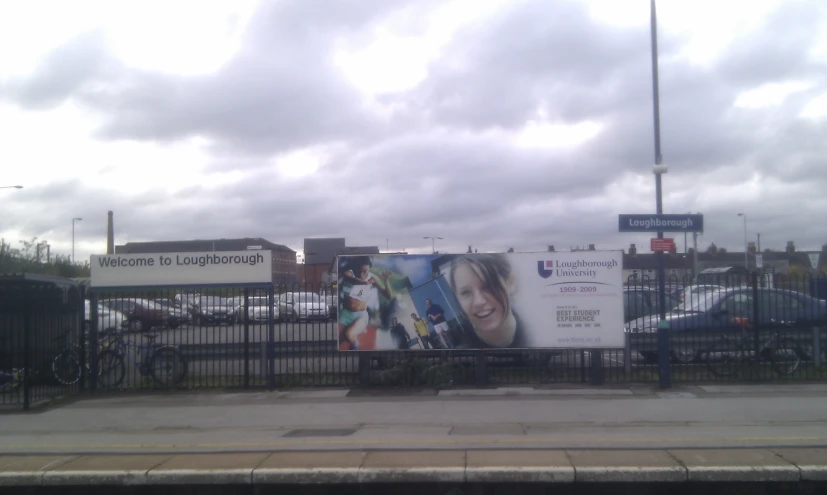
{"left": 149, "top": 347, "right": 187, "bottom": 387}
{"left": 97, "top": 350, "right": 125, "bottom": 388}
{"left": 706, "top": 339, "right": 741, "bottom": 378}
{"left": 769, "top": 338, "right": 801, "bottom": 376}
{"left": 51, "top": 349, "right": 81, "bottom": 385}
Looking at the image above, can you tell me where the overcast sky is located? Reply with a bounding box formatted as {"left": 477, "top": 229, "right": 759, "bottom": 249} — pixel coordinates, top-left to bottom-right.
{"left": 2, "top": 0, "right": 827, "bottom": 263}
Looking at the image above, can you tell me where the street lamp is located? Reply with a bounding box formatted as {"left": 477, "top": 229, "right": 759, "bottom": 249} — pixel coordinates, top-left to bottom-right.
{"left": 423, "top": 236, "right": 443, "bottom": 254}
{"left": 72, "top": 217, "right": 82, "bottom": 263}
{"left": 737, "top": 213, "right": 748, "bottom": 270}
{"left": 649, "top": 0, "right": 668, "bottom": 325}
{"left": 0, "top": 185, "right": 23, "bottom": 190}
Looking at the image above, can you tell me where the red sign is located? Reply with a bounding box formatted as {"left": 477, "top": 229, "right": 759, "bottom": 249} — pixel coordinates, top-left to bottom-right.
{"left": 651, "top": 238, "right": 675, "bottom": 252}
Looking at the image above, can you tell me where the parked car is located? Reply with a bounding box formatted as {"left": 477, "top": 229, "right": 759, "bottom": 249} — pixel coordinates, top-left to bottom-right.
{"left": 243, "top": 296, "right": 280, "bottom": 322}
{"left": 190, "top": 296, "right": 237, "bottom": 325}
{"left": 174, "top": 293, "right": 201, "bottom": 312}
{"left": 681, "top": 284, "right": 726, "bottom": 301}
{"left": 627, "top": 287, "right": 827, "bottom": 363}
{"left": 85, "top": 299, "right": 128, "bottom": 332}
{"left": 99, "top": 298, "right": 182, "bottom": 332}
{"left": 278, "top": 292, "right": 329, "bottom": 322}
{"left": 154, "top": 297, "right": 191, "bottom": 323}
{"left": 623, "top": 287, "right": 681, "bottom": 323}
{"left": 324, "top": 294, "right": 338, "bottom": 320}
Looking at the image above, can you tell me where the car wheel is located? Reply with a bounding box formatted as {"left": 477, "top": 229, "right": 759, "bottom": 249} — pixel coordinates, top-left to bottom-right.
{"left": 129, "top": 319, "right": 144, "bottom": 332}
{"left": 671, "top": 347, "right": 697, "bottom": 364}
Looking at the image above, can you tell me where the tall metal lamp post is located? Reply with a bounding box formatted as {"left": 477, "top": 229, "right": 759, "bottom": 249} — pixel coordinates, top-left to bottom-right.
{"left": 72, "top": 217, "right": 82, "bottom": 263}
{"left": 423, "top": 236, "right": 443, "bottom": 254}
{"left": 649, "top": 0, "right": 668, "bottom": 323}
{"left": 737, "top": 213, "right": 748, "bottom": 270}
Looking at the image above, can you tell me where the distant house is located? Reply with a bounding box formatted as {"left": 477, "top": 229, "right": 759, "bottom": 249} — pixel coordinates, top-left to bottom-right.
{"left": 115, "top": 237, "right": 296, "bottom": 285}
{"left": 622, "top": 244, "right": 693, "bottom": 283}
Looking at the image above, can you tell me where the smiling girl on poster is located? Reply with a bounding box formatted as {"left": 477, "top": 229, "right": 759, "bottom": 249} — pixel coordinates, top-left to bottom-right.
{"left": 447, "top": 254, "right": 530, "bottom": 349}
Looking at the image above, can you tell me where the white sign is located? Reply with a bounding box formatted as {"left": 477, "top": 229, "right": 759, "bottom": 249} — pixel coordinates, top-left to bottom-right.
{"left": 336, "top": 251, "right": 624, "bottom": 350}
{"left": 91, "top": 250, "right": 272, "bottom": 288}
{"left": 809, "top": 253, "right": 820, "bottom": 270}
{"left": 755, "top": 253, "right": 763, "bottom": 269}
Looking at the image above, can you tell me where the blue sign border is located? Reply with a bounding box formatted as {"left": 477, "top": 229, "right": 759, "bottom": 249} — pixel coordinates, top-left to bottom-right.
{"left": 618, "top": 214, "right": 704, "bottom": 233}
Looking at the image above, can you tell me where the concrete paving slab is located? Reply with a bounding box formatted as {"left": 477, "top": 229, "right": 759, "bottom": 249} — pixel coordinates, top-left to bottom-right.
{"left": 280, "top": 390, "right": 350, "bottom": 399}
{"left": 147, "top": 452, "right": 270, "bottom": 484}
{"left": 0, "top": 455, "right": 75, "bottom": 486}
{"left": 536, "top": 389, "right": 634, "bottom": 396}
{"left": 42, "top": 454, "right": 172, "bottom": 485}
{"left": 773, "top": 448, "right": 827, "bottom": 480}
{"left": 451, "top": 424, "right": 525, "bottom": 436}
{"left": 670, "top": 448, "right": 799, "bottom": 482}
{"left": 466, "top": 450, "right": 574, "bottom": 483}
{"left": 699, "top": 384, "right": 827, "bottom": 394}
{"left": 359, "top": 450, "right": 465, "bottom": 483}
{"left": 253, "top": 451, "right": 364, "bottom": 484}
{"left": 352, "top": 425, "right": 453, "bottom": 438}
{"left": 656, "top": 392, "right": 697, "bottom": 399}
{"left": 438, "top": 388, "right": 633, "bottom": 397}
{"left": 567, "top": 449, "right": 686, "bottom": 482}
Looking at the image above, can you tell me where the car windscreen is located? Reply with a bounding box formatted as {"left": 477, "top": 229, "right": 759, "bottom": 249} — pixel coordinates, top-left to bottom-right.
{"left": 674, "top": 291, "right": 722, "bottom": 313}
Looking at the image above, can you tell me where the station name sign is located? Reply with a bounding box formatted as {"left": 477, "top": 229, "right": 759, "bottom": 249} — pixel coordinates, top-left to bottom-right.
{"left": 618, "top": 214, "right": 704, "bottom": 233}
{"left": 90, "top": 250, "right": 273, "bottom": 288}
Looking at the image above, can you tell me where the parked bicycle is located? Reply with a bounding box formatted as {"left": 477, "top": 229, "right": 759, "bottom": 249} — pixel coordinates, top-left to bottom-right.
{"left": 705, "top": 317, "right": 803, "bottom": 377}
{"left": 97, "top": 332, "right": 187, "bottom": 388}
{"left": 51, "top": 326, "right": 119, "bottom": 386}
{"left": 0, "top": 368, "right": 23, "bottom": 393}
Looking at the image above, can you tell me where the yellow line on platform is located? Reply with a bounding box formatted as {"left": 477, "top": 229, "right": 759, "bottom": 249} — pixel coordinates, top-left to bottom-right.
{"left": 3, "top": 435, "right": 827, "bottom": 451}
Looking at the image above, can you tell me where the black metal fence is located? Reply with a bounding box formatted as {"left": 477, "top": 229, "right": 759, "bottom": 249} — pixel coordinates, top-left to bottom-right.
{"left": 3, "top": 271, "right": 827, "bottom": 407}
{"left": 0, "top": 277, "right": 85, "bottom": 409}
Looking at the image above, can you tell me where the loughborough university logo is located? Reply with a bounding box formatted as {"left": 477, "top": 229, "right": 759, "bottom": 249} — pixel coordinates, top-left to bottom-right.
{"left": 537, "top": 260, "right": 555, "bottom": 279}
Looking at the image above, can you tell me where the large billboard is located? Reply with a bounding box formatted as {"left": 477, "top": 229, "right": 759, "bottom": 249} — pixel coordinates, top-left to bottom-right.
{"left": 336, "top": 251, "right": 623, "bottom": 351}
{"left": 91, "top": 250, "right": 273, "bottom": 288}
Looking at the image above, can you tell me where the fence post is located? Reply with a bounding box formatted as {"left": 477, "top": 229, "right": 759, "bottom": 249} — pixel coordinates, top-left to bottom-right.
{"left": 267, "top": 287, "right": 275, "bottom": 390}
{"left": 590, "top": 349, "right": 604, "bottom": 386}
{"left": 657, "top": 320, "right": 671, "bottom": 389}
{"left": 89, "top": 292, "right": 99, "bottom": 394}
{"left": 243, "top": 288, "right": 250, "bottom": 389}
{"left": 475, "top": 351, "right": 488, "bottom": 387}
{"left": 814, "top": 327, "right": 822, "bottom": 368}
{"left": 78, "top": 285, "right": 86, "bottom": 392}
{"left": 752, "top": 271, "right": 760, "bottom": 359}
{"left": 624, "top": 333, "right": 632, "bottom": 378}
{"left": 22, "top": 283, "right": 31, "bottom": 411}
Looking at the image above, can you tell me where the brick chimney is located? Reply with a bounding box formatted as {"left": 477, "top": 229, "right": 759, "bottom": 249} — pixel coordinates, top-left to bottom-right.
{"left": 786, "top": 241, "right": 796, "bottom": 254}
{"left": 748, "top": 242, "right": 756, "bottom": 254}
{"left": 629, "top": 243, "right": 637, "bottom": 255}
{"left": 548, "top": 245, "right": 555, "bottom": 252}
{"left": 588, "top": 244, "right": 595, "bottom": 251}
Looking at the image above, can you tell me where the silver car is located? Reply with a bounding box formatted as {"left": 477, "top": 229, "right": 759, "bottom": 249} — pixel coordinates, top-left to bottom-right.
{"left": 278, "top": 292, "right": 329, "bottom": 322}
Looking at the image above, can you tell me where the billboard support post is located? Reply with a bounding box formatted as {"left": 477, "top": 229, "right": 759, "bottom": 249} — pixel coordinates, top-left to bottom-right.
{"left": 590, "top": 349, "right": 604, "bottom": 385}
{"left": 475, "top": 351, "right": 488, "bottom": 387}
{"left": 359, "top": 354, "right": 371, "bottom": 384}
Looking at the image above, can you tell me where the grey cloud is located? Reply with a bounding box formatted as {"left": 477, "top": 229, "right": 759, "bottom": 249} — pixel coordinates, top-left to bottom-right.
{"left": 4, "top": 0, "right": 827, "bottom": 259}
{"left": 2, "top": 30, "right": 110, "bottom": 109}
